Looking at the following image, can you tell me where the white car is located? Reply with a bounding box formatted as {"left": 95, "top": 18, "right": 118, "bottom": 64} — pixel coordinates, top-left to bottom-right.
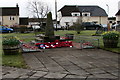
{"left": 112, "top": 24, "right": 118, "bottom": 27}
{"left": 32, "top": 25, "right": 40, "bottom": 29}
{"left": 101, "top": 24, "right": 107, "bottom": 28}
{"left": 112, "top": 24, "right": 120, "bottom": 29}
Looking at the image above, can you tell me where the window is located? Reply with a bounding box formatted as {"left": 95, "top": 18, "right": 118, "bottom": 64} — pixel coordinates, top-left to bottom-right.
{"left": 9, "top": 16, "right": 15, "bottom": 20}
{"left": 117, "top": 21, "right": 120, "bottom": 24}
{"left": 109, "top": 21, "right": 112, "bottom": 23}
{"left": 71, "top": 13, "right": 80, "bottom": 17}
{"left": 65, "top": 22, "right": 69, "bottom": 25}
{"left": 92, "top": 21, "right": 98, "bottom": 24}
{"left": 74, "top": 14, "right": 78, "bottom": 16}
{"left": 84, "top": 14, "right": 88, "bottom": 16}
{"left": 82, "top": 12, "right": 90, "bottom": 17}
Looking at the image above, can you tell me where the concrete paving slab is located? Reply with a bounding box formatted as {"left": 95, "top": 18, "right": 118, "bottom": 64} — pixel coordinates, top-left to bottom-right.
{"left": 44, "top": 72, "right": 67, "bottom": 78}
{"left": 31, "top": 71, "right": 47, "bottom": 77}
{"left": 2, "top": 48, "right": 119, "bottom": 79}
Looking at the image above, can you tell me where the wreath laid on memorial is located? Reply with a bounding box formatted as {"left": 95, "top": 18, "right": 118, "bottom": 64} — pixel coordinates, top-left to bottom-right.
{"left": 35, "top": 40, "right": 73, "bottom": 49}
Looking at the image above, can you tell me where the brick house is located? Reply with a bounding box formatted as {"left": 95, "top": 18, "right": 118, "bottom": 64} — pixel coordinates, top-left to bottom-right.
{"left": 0, "top": 4, "right": 19, "bottom": 26}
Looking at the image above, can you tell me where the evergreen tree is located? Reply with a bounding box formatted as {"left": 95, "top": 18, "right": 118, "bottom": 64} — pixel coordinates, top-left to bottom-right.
{"left": 45, "top": 12, "right": 54, "bottom": 37}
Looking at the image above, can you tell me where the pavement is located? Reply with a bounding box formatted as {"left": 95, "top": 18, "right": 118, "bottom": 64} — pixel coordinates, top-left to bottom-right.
{"left": 2, "top": 47, "right": 119, "bottom": 80}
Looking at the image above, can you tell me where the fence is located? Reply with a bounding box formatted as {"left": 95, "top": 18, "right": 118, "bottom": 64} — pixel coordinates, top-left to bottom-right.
{"left": 72, "top": 35, "right": 100, "bottom": 49}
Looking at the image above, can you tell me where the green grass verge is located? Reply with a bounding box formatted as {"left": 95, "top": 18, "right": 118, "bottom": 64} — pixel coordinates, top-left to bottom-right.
{"left": 55, "top": 30, "right": 96, "bottom": 36}
{"left": 2, "top": 32, "right": 35, "bottom": 42}
{"left": 55, "top": 30, "right": 77, "bottom": 36}
{"left": 1, "top": 33, "right": 35, "bottom": 68}
{"left": 1, "top": 52, "right": 28, "bottom": 68}
{"left": 55, "top": 30, "right": 120, "bottom": 53}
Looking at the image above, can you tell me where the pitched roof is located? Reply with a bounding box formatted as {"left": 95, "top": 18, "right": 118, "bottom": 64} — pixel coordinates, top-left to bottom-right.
{"left": 58, "top": 5, "right": 80, "bottom": 16}
{"left": 19, "top": 17, "right": 29, "bottom": 25}
{"left": 116, "top": 9, "right": 120, "bottom": 16}
{"left": 58, "top": 5, "right": 108, "bottom": 17}
{"left": 28, "top": 18, "right": 47, "bottom": 22}
{"left": 0, "top": 7, "right": 19, "bottom": 16}
{"left": 108, "top": 17, "right": 116, "bottom": 20}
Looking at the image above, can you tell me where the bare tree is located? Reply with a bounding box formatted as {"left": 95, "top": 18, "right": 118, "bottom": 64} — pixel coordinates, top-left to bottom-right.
{"left": 74, "top": 16, "right": 83, "bottom": 34}
{"left": 27, "top": 0, "right": 50, "bottom": 31}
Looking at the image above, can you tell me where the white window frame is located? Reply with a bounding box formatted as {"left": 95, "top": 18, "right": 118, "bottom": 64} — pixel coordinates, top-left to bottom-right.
{"left": 82, "top": 12, "right": 90, "bottom": 17}
{"left": 9, "top": 16, "right": 15, "bottom": 20}
{"left": 71, "top": 12, "right": 80, "bottom": 17}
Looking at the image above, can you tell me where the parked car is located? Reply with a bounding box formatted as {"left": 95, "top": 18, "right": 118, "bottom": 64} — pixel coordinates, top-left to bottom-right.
{"left": 54, "top": 24, "right": 64, "bottom": 30}
{"left": 101, "top": 24, "right": 108, "bottom": 31}
{"left": 115, "top": 24, "right": 120, "bottom": 31}
{"left": 0, "top": 26, "right": 13, "bottom": 33}
{"left": 32, "top": 25, "right": 41, "bottom": 32}
{"left": 101, "top": 24, "right": 107, "bottom": 28}
{"left": 116, "top": 24, "right": 120, "bottom": 27}
{"left": 111, "top": 24, "right": 118, "bottom": 29}
{"left": 82, "top": 22, "right": 102, "bottom": 30}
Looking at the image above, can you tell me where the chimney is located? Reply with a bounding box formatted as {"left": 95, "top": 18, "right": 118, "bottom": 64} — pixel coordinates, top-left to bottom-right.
{"left": 16, "top": 3, "right": 19, "bottom": 7}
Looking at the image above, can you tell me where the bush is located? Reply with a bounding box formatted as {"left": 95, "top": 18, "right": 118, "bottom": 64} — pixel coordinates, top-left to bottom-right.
{"left": 75, "top": 24, "right": 84, "bottom": 34}
{"left": 102, "top": 31, "right": 119, "bottom": 48}
{"left": 19, "top": 25, "right": 28, "bottom": 33}
{"left": 68, "top": 26, "right": 75, "bottom": 30}
{"left": 102, "top": 31, "right": 119, "bottom": 40}
{"left": 3, "top": 36, "right": 20, "bottom": 47}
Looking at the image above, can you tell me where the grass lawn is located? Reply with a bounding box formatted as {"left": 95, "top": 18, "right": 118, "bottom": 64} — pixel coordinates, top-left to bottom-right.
{"left": 55, "top": 30, "right": 96, "bottom": 36}
{"left": 2, "top": 32, "right": 35, "bottom": 42}
{"left": 2, "top": 53, "right": 28, "bottom": 68}
{"left": 1, "top": 32, "right": 35, "bottom": 68}
{"left": 55, "top": 30, "right": 120, "bottom": 53}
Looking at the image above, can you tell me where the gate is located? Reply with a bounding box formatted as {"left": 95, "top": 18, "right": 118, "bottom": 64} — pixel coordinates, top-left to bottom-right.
{"left": 73, "top": 36, "right": 100, "bottom": 49}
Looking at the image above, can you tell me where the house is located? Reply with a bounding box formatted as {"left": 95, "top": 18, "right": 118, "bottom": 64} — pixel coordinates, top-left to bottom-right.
{"left": 19, "top": 17, "right": 29, "bottom": 25}
{"left": 108, "top": 17, "right": 116, "bottom": 29}
{"left": 57, "top": 5, "right": 108, "bottom": 27}
{"left": 28, "top": 18, "right": 47, "bottom": 26}
{"left": 115, "top": 10, "right": 120, "bottom": 24}
{"left": 108, "top": 17, "right": 116, "bottom": 24}
{"left": 115, "top": 10, "right": 120, "bottom": 31}
{"left": 116, "top": 1, "right": 120, "bottom": 24}
{"left": 0, "top": 4, "right": 19, "bottom": 26}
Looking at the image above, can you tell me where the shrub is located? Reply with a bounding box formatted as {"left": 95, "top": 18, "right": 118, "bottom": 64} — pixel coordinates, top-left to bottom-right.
{"left": 102, "top": 31, "right": 119, "bottom": 40}
{"left": 68, "top": 26, "right": 75, "bottom": 30}
{"left": 45, "top": 12, "right": 54, "bottom": 37}
{"left": 102, "top": 31, "right": 119, "bottom": 48}
{"left": 3, "top": 36, "right": 20, "bottom": 47}
{"left": 19, "top": 25, "right": 28, "bottom": 33}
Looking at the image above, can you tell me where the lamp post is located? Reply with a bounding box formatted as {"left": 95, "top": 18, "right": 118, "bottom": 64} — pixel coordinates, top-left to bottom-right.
{"left": 106, "top": 4, "right": 109, "bottom": 16}
{"left": 106, "top": 4, "right": 110, "bottom": 31}
{"left": 55, "top": 0, "right": 57, "bottom": 31}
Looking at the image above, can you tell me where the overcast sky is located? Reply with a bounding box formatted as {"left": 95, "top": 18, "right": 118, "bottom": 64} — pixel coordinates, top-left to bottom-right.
{"left": 0, "top": 0, "right": 120, "bottom": 18}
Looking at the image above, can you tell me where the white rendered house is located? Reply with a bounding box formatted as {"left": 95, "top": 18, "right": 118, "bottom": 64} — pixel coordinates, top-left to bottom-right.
{"left": 57, "top": 5, "right": 108, "bottom": 27}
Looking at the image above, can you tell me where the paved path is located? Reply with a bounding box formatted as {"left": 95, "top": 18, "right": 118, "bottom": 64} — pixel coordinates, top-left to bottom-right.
{"left": 2, "top": 48, "right": 119, "bottom": 79}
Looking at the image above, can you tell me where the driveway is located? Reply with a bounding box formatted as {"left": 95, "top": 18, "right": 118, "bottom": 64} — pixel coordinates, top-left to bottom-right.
{"left": 2, "top": 48, "right": 119, "bottom": 79}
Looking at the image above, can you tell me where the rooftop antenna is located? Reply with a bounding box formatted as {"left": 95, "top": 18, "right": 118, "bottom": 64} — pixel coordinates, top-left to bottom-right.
{"left": 106, "top": 4, "right": 109, "bottom": 16}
